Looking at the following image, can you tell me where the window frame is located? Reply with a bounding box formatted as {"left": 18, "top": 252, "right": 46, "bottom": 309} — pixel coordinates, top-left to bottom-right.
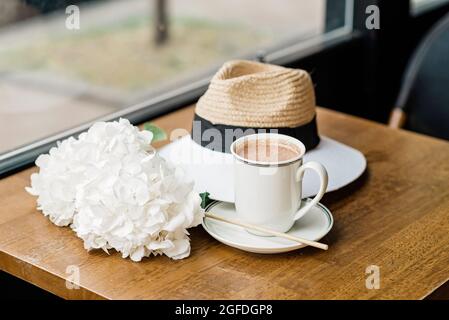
{"left": 411, "top": 0, "right": 449, "bottom": 16}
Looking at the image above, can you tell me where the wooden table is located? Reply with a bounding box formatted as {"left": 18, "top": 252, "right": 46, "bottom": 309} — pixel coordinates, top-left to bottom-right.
{"left": 1, "top": 106, "right": 449, "bottom": 300}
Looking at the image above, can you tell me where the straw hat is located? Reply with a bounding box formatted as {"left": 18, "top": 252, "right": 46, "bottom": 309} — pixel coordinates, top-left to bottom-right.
{"left": 159, "top": 60, "right": 366, "bottom": 203}
{"left": 193, "top": 60, "right": 320, "bottom": 153}
{"left": 196, "top": 60, "right": 316, "bottom": 128}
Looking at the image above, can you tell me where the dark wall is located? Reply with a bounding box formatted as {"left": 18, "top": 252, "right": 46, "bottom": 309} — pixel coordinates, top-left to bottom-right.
{"left": 289, "top": 0, "right": 449, "bottom": 123}
{"left": 285, "top": 35, "right": 366, "bottom": 119}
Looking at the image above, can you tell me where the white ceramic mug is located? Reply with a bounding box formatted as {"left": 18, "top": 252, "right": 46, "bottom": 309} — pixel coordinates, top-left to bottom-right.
{"left": 230, "top": 133, "right": 328, "bottom": 234}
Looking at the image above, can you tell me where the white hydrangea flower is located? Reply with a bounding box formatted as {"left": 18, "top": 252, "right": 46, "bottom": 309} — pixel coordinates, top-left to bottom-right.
{"left": 26, "top": 118, "right": 202, "bottom": 261}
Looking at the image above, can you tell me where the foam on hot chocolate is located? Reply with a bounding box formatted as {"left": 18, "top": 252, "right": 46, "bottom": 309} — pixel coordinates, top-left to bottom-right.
{"left": 235, "top": 138, "right": 300, "bottom": 163}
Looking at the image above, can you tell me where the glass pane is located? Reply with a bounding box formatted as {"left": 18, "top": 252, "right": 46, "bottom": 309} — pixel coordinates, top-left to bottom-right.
{"left": 411, "top": 0, "right": 449, "bottom": 14}
{"left": 0, "top": 0, "right": 351, "bottom": 157}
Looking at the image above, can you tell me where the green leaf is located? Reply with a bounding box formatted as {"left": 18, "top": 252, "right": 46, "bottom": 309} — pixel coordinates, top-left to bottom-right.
{"left": 143, "top": 122, "right": 167, "bottom": 142}
{"left": 199, "top": 192, "right": 212, "bottom": 209}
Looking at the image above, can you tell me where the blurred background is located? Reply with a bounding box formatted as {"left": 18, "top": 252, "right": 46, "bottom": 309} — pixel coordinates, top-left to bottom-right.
{"left": 0, "top": 0, "right": 328, "bottom": 155}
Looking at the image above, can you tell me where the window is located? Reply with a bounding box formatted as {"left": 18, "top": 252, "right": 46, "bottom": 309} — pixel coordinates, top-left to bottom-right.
{"left": 0, "top": 0, "right": 353, "bottom": 175}
{"left": 411, "top": 0, "right": 449, "bottom": 15}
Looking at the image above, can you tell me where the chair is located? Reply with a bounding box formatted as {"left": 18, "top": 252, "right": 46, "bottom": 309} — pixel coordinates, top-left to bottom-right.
{"left": 389, "top": 12, "right": 449, "bottom": 141}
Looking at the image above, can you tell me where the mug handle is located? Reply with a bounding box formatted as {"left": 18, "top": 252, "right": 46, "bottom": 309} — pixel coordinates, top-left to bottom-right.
{"left": 294, "top": 161, "right": 328, "bottom": 220}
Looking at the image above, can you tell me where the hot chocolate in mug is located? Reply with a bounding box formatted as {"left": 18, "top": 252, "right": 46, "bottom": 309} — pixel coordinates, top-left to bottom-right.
{"left": 230, "top": 133, "right": 328, "bottom": 234}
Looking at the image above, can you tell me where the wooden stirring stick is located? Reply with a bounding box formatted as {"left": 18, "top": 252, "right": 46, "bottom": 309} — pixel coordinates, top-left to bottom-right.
{"left": 205, "top": 212, "right": 328, "bottom": 251}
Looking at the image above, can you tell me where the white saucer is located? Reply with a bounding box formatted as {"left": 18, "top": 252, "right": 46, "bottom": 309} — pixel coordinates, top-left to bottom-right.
{"left": 202, "top": 200, "right": 334, "bottom": 254}
{"left": 159, "top": 135, "right": 366, "bottom": 203}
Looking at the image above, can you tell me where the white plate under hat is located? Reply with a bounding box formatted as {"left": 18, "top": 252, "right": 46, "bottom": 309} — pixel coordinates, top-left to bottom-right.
{"left": 159, "top": 134, "right": 366, "bottom": 203}
{"left": 202, "top": 199, "right": 334, "bottom": 254}
{"left": 159, "top": 60, "right": 366, "bottom": 203}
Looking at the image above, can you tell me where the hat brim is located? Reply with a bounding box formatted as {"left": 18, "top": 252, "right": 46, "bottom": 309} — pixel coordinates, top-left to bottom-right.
{"left": 159, "top": 135, "right": 366, "bottom": 203}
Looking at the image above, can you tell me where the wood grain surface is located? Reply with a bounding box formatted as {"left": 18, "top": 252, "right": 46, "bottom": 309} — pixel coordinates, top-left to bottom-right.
{"left": 1, "top": 106, "right": 449, "bottom": 300}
